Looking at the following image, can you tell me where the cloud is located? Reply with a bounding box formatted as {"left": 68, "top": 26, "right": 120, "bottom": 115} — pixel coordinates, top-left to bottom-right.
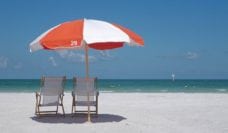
{"left": 98, "top": 51, "right": 114, "bottom": 60}
{"left": 157, "top": 51, "right": 199, "bottom": 60}
{"left": 99, "top": 51, "right": 111, "bottom": 57}
{"left": 14, "top": 62, "right": 23, "bottom": 69}
{"left": 185, "top": 52, "right": 198, "bottom": 60}
{"left": 57, "top": 50, "right": 96, "bottom": 62}
{"left": 0, "top": 57, "right": 24, "bottom": 70}
{"left": 49, "top": 56, "right": 57, "bottom": 67}
{"left": 0, "top": 56, "right": 8, "bottom": 68}
{"left": 56, "top": 50, "right": 115, "bottom": 63}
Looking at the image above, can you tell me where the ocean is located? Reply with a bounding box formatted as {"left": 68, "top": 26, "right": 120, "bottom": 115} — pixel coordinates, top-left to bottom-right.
{"left": 0, "top": 79, "right": 228, "bottom": 93}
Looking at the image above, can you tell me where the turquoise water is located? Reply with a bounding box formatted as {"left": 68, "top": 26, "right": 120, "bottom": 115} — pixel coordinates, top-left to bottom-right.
{"left": 0, "top": 79, "right": 228, "bottom": 93}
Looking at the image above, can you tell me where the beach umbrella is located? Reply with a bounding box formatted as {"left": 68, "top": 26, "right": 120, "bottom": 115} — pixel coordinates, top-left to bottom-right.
{"left": 29, "top": 19, "right": 144, "bottom": 77}
{"left": 29, "top": 18, "right": 144, "bottom": 121}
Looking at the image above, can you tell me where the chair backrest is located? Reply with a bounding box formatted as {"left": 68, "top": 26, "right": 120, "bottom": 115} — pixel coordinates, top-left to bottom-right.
{"left": 40, "top": 76, "right": 66, "bottom": 106}
{"left": 73, "top": 77, "right": 97, "bottom": 102}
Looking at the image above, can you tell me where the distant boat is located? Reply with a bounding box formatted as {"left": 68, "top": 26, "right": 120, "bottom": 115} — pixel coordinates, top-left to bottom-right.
{"left": 171, "top": 73, "right": 175, "bottom": 81}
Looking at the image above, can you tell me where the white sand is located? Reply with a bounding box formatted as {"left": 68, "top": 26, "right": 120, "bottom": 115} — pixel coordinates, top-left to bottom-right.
{"left": 0, "top": 92, "right": 228, "bottom": 133}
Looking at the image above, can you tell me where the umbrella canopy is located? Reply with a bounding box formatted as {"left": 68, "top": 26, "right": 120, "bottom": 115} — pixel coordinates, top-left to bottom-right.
{"left": 30, "top": 19, "right": 144, "bottom": 52}
{"left": 30, "top": 18, "right": 144, "bottom": 78}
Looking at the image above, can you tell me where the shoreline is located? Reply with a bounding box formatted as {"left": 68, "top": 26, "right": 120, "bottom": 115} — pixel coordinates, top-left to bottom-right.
{"left": 1, "top": 79, "right": 228, "bottom": 93}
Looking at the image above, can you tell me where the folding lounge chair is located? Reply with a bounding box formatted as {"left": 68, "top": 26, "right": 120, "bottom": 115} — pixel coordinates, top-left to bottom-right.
{"left": 35, "top": 76, "right": 66, "bottom": 116}
{"left": 71, "top": 77, "right": 99, "bottom": 116}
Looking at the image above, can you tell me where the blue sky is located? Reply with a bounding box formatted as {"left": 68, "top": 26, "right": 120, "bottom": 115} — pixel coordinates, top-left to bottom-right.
{"left": 0, "top": 0, "right": 227, "bottom": 79}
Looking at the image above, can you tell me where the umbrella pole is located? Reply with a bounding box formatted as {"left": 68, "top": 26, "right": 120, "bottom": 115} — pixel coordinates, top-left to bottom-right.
{"left": 85, "top": 44, "right": 89, "bottom": 78}
{"left": 85, "top": 44, "right": 91, "bottom": 122}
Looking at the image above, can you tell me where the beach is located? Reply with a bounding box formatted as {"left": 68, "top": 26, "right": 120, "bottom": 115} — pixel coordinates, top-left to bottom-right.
{"left": 0, "top": 92, "right": 228, "bottom": 133}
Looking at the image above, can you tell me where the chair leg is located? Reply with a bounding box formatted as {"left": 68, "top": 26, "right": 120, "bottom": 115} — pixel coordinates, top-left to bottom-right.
{"left": 62, "top": 105, "right": 65, "bottom": 117}
{"left": 60, "top": 96, "right": 65, "bottom": 117}
{"left": 56, "top": 105, "right": 59, "bottom": 115}
{"left": 35, "top": 93, "right": 39, "bottom": 115}
{"left": 37, "top": 106, "right": 41, "bottom": 117}
{"left": 73, "top": 97, "right": 76, "bottom": 114}
{"left": 74, "top": 105, "right": 76, "bottom": 114}
{"left": 35, "top": 104, "right": 38, "bottom": 114}
{"left": 96, "top": 104, "right": 98, "bottom": 115}
{"left": 71, "top": 105, "right": 73, "bottom": 114}
{"left": 96, "top": 95, "right": 98, "bottom": 115}
{"left": 71, "top": 99, "right": 74, "bottom": 114}
{"left": 35, "top": 106, "right": 39, "bottom": 116}
{"left": 71, "top": 95, "right": 76, "bottom": 116}
{"left": 71, "top": 106, "right": 74, "bottom": 117}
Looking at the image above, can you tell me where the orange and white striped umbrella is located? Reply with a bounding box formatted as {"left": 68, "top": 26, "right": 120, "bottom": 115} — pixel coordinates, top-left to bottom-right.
{"left": 29, "top": 19, "right": 144, "bottom": 78}
{"left": 30, "top": 19, "right": 144, "bottom": 52}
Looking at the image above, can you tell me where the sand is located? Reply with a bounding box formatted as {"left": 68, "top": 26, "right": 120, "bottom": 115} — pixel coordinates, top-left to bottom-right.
{"left": 0, "top": 92, "right": 228, "bottom": 133}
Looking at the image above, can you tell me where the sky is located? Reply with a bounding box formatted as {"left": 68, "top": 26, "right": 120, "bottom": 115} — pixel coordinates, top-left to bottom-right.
{"left": 0, "top": 0, "right": 228, "bottom": 79}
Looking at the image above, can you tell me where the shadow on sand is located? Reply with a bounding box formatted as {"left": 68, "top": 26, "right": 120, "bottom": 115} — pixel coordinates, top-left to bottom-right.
{"left": 31, "top": 113, "right": 126, "bottom": 124}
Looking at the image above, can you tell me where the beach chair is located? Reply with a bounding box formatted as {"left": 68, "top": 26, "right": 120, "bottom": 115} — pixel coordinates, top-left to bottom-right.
{"left": 71, "top": 77, "right": 99, "bottom": 116}
{"left": 35, "top": 76, "right": 66, "bottom": 117}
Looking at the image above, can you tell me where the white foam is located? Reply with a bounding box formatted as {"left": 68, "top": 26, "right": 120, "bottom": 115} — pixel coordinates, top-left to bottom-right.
{"left": 216, "top": 89, "right": 227, "bottom": 92}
